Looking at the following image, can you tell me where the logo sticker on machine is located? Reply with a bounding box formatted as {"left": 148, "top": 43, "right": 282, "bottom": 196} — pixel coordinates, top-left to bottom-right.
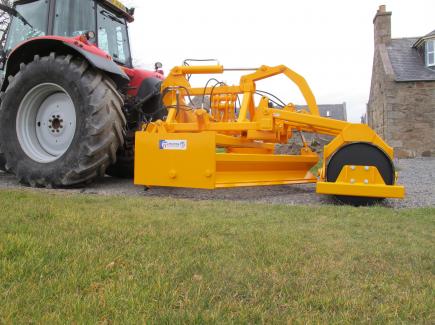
{"left": 159, "top": 140, "right": 187, "bottom": 150}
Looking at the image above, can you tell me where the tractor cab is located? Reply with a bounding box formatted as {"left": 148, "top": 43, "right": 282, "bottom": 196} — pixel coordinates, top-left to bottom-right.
{"left": 3, "top": 0, "right": 134, "bottom": 67}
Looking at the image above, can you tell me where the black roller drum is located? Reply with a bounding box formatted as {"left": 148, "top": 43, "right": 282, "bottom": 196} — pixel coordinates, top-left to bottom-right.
{"left": 326, "top": 142, "right": 395, "bottom": 205}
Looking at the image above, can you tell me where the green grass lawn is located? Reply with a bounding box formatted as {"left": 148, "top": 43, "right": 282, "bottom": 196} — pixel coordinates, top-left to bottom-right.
{"left": 0, "top": 190, "right": 434, "bottom": 324}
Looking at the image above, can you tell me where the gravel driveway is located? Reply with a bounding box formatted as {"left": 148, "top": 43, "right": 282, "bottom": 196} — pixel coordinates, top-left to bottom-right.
{"left": 0, "top": 158, "right": 434, "bottom": 208}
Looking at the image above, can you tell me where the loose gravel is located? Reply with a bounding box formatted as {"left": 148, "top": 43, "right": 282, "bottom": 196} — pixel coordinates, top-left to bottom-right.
{"left": 0, "top": 158, "right": 434, "bottom": 208}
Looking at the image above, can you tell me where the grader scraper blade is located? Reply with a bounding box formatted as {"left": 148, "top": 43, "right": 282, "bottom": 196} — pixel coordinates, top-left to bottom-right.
{"left": 135, "top": 131, "right": 318, "bottom": 189}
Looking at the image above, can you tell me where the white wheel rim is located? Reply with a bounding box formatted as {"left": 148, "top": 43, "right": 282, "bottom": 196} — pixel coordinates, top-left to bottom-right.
{"left": 16, "top": 83, "right": 77, "bottom": 163}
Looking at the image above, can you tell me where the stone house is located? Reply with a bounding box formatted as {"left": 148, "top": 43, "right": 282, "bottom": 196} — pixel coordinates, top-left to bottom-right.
{"left": 296, "top": 103, "right": 347, "bottom": 121}
{"left": 367, "top": 5, "right": 435, "bottom": 158}
{"left": 317, "top": 103, "right": 347, "bottom": 121}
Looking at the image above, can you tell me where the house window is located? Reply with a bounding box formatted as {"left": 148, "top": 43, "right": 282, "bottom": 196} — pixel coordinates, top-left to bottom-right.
{"left": 426, "top": 40, "right": 435, "bottom": 67}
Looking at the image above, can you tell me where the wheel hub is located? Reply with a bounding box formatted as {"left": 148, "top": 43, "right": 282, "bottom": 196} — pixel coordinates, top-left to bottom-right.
{"left": 16, "top": 83, "right": 77, "bottom": 163}
{"left": 50, "top": 115, "right": 63, "bottom": 132}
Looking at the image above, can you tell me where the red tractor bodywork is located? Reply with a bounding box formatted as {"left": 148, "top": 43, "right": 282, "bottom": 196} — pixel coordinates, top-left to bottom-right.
{"left": 1, "top": 0, "right": 164, "bottom": 97}
{"left": 3, "top": 35, "right": 164, "bottom": 97}
{"left": 124, "top": 67, "right": 164, "bottom": 97}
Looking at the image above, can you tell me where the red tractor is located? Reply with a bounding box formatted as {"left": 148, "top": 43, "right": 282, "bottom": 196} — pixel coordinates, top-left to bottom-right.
{"left": 0, "top": 0, "right": 164, "bottom": 187}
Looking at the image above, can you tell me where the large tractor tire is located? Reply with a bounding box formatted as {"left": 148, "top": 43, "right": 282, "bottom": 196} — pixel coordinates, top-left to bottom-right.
{"left": 0, "top": 53, "right": 126, "bottom": 187}
{"left": 326, "top": 142, "right": 395, "bottom": 206}
{"left": 106, "top": 129, "right": 135, "bottom": 178}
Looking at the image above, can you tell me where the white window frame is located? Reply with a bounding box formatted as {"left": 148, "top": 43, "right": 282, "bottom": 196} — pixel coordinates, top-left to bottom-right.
{"left": 426, "top": 39, "right": 435, "bottom": 67}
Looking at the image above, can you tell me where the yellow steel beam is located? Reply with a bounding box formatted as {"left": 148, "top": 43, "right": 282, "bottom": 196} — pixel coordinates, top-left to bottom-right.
{"left": 267, "top": 108, "right": 348, "bottom": 134}
{"left": 317, "top": 182, "right": 405, "bottom": 198}
{"left": 240, "top": 65, "right": 320, "bottom": 116}
{"left": 316, "top": 166, "right": 405, "bottom": 198}
{"left": 165, "top": 122, "right": 262, "bottom": 132}
{"left": 215, "top": 134, "right": 275, "bottom": 150}
{"left": 186, "top": 86, "right": 242, "bottom": 96}
{"left": 171, "top": 65, "right": 224, "bottom": 75}
{"left": 237, "top": 92, "right": 253, "bottom": 122}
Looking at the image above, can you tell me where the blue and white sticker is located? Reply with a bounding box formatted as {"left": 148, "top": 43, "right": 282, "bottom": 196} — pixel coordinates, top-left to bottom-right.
{"left": 159, "top": 140, "right": 187, "bottom": 150}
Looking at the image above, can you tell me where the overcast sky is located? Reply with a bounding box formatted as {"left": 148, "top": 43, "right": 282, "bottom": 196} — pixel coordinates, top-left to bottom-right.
{"left": 124, "top": 0, "right": 434, "bottom": 122}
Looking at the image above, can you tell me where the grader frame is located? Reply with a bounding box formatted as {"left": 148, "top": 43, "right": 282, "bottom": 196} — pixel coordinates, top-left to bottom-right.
{"left": 134, "top": 64, "right": 405, "bottom": 201}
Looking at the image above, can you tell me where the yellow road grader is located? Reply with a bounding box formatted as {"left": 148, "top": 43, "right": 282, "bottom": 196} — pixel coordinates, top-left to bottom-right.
{"left": 135, "top": 64, "right": 405, "bottom": 205}
{"left": 0, "top": 0, "right": 404, "bottom": 205}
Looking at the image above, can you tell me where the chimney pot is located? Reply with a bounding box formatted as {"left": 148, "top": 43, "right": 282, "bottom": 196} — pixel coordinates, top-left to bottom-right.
{"left": 373, "top": 5, "right": 392, "bottom": 46}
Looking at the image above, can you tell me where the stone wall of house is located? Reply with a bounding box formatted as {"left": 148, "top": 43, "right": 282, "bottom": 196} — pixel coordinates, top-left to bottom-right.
{"left": 383, "top": 81, "right": 435, "bottom": 158}
{"left": 368, "top": 50, "right": 435, "bottom": 158}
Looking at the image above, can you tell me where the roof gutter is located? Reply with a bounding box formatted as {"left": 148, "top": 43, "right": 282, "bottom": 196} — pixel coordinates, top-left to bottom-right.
{"left": 412, "top": 35, "right": 435, "bottom": 48}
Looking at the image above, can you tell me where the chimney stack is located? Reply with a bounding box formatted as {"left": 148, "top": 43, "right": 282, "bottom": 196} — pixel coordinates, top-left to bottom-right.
{"left": 373, "top": 5, "right": 392, "bottom": 46}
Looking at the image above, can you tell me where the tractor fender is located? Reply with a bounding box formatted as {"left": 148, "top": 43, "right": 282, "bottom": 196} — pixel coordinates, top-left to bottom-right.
{"left": 137, "top": 76, "right": 162, "bottom": 99}
{"left": 136, "top": 76, "right": 164, "bottom": 118}
{"left": 1, "top": 37, "right": 129, "bottom": 92}
{"left": 124, "top": 67, "right": 164, "bottom": 97}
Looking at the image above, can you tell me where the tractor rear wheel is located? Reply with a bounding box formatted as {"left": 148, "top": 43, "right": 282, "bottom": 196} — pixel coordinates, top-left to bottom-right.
{"left": 0, "top": 53, "right": 126, "bottom": 187}
{"left": 326, "top": 142, "right": 395, "bottom": 206}
{"left": 106, "top": 129, "right": 135, "bottom": 178}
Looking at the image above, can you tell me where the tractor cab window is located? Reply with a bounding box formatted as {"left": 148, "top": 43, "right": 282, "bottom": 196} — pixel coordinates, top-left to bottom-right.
{"left": 97, "top": 4, "right": 131, "bottom": 67}
{"left": 4, "top": 0, "right": 48, "bottom": 52}
{"left": 53, "top": 0, "right": 96, "bottom": 40}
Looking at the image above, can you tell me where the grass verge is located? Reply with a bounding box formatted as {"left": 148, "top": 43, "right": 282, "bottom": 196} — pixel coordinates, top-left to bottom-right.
{"left": 0, "top": 190, "right": 434, "bottom": 323}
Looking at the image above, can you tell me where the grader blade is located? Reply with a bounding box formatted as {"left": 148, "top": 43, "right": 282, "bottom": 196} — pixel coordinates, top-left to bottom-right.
{"left": 135, "top": 131, "right": 318, "bottom": 189}
{"left": 134, "top": 64, "right": 405, "bottom": 204}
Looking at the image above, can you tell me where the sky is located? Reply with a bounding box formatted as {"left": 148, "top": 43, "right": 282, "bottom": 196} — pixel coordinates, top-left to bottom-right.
{"left": 124, "top": 0, "right": 435, "bottom": 122}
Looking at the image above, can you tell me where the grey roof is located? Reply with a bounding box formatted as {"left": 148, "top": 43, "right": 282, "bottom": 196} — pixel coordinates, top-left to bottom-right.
{"left": 412, "top": 29, "right": 435, "bottom": 47}
{"left": 296, "top": 103, "right": 347, "bottom": 121}
{"left": 387, "top": 37, "right": 435, "bottom": 82}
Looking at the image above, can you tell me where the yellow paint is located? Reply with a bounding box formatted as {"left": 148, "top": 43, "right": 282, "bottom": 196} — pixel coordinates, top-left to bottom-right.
{"left": 134, "top": 131, "right": 318, "bottom": 189}
{"left": 134, "top": 64, "right": 405, "bottom": 200}
{"left": 105, "top": 0, "right": 127, "bottom": 11}
{"left": 102, "top": 0, "right": 133, "bottom": 21}
{"left": 316, "top": 165, "right": 405, "bottom": 198}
